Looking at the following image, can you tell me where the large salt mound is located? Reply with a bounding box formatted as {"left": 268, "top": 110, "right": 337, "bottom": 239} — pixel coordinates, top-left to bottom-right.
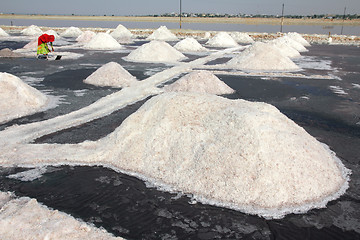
{"left": 60, "top": 26, "right": 83, "bottom": 38}
{"left": 272, "top": 36, "right": 308, "bottom": 52}
{"left": 83, "top": 33, "right": 122, "bottom": 50}
{"left": 0, "top": 192, "right": 123, "bottom": 239}
{"left": 287, "top": 32, "right": 311, "bottom": 47}
{"left": 227, "top": 42, "right": 300, "bottom": 71}
{"left": 110, "top": 24, "right": 133, "bottom": 39}
{"left": 76, "top": 30, "right": 96, "bottom": 43}
{"left": 146, "top": 26, "right": 178, "bottom": 41}
{"left": 230, "top": 32, "right": 255, "bottom": 44}
{"left": 124, "top": 40, "right": 186, "bottom": 63}
{"left": 269, "top": 39, "right": 301, "bottom": 58}
{"left": 164, "top": 70, "right": 234, "bottom": 95}
{"left": 84, "top": 62, "right": 137, "bottom": 88}
{"left": 174, "top": 37, "right": 208, "bottom": 52}
{"left": 206, "top": 32, "right": 239, "bottom": 48}
{"left": 99, "top": 92, "right": 350, "bottom": 219}
{"left": 0, "top": 72, "right": 48, "bottom": 123}
{"left": 0, "top": 27, "right": 9, "bottom": 37}
{"left": 21, "top": 25, "right": 43, "bottom": 36}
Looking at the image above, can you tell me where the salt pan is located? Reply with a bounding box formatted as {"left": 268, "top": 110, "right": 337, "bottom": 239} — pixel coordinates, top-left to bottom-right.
{"left": 84, "top": 62, "right": 138, "bottom": 88}
{"left": 164, "top": 70, "right": 234, "bottom": 95}
{"left": 0, "top": 192, "right": 123, "bottom": 239}
{"left": 21, "top": 25, "right": 43, "bottom": 36}
{"left": 83, "top": 33, "right": 123, "bottom": 50}
{"left": 206, "top": 32, "right": 239, "bottom": 48}
{"left": 227, "top": 42, "right": 300, "bottom": 71}
{"left": 0, "top": 72, "right": 48, "bottom": 123}
{"left": 98, "top": 92, "right": 349, "bottom": 219}
{"left": 0, "top": 27, "right": 9, "bottom": 37}
{"left": 124, "top": 40, "right": 186, "bottom": 63}
{"left": 60, "top": 26, "right": 83, "bottom": 38}
{"left": 229, "top": 32, "right": 254, "bottom": 44}
{"left": 146, "top": 26, "right": 178, "bottom": 41}
{"left": 174, "top": 37, "right": 208, "bottom": 52}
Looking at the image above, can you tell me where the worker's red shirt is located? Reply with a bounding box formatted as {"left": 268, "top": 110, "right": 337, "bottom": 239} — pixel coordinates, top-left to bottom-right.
{"left": 38, "top": 34, "right": 55, "bottom": 46}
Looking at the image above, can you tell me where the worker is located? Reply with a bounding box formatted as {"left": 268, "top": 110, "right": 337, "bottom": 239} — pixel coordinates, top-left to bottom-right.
{"left": 37, "top": 34, "right": 55, "bottom": 59}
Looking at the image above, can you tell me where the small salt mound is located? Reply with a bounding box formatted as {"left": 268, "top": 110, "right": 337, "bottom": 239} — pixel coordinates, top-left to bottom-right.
{"left": 230, "top": 32, "right": 254, "bottom": 44}
{"left": 21, "top": 25, "right": 43, "bottom": 36}
{"left": 269, "top": 39, "right": 301, "bottom": 58}
{"left": 0, "top": 27, "right": 9, "bottom": 37}
{"left": 60, "top": 26, "right": 83, "bottom": 38}
{"left": 44, "top": 29, "right": 60, "bottom": 39}
{"left": 0, "top": 192, "right": 123, "bottom": 239}
{"left": 206, "top": 32, "right": 239, "bottom": 48}
{"left": 0, "top": 72, "right": 48, "bottom": 123}
{"left": 22, "top": 39, "right": 38, "bottom": 49}
{"left": 83, "top": 33, "right": 122, "bottom": 50}
{"left": 0, "top": 48, "right": 24, "bottom": 58}
{"left": 84, "top": 62, "right": 137, "bottom": 88}
{"left": 227, "top": 42, "right": 300, "bottom": 71}
{"left": 146, "top": 26, "right": 178, "bottom": 41}
{"left": 164, "top": 70, "right": 234, "bottom": 95}
{"left": 100, "top": 92, "right": 349, "bottom": 219}
{"left": 203, "top": 32, "right": 211, "bottom": 39}
{"left": 124, "top": 40, "right": 186, "bottom": 63}
{"left": 174, "top": 37, "right": 208, "bottom": 52}
{"left": 76, "top": 30, "right": 96, "bottom": 43}
{"left": 111, "top": 24, "right": 133, "bottom": 39}
{"left": 287, "top": 32, "right": 311, "bottom": 47}
{"left": 272, "top": 36, "right": 308, "bottom": 52}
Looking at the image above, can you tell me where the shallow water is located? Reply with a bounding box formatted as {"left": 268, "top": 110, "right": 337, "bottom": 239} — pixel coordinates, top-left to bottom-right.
{"left": 0, "top": 40, "right": 359, "bottom": 239}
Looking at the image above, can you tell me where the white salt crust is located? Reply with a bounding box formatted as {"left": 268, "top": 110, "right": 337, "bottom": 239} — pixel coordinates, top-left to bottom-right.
{"left": 164, "top": 70, "right": 234, "bottom": 95}
{"left": 124, "top": 40, "right": 186, "bottom": 63}
{"left": 0, "top": 73, "right": 48, "bottom": 123}
{"left": 84, "top": 62, "right": 138, "bottom": 88}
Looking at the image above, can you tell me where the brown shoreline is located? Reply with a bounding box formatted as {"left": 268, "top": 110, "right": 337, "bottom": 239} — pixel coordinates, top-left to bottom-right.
{"left": 1, "top": 14, "right": 359, "bottom": 26}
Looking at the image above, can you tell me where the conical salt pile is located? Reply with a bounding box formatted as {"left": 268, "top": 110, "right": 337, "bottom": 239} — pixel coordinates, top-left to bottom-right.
{"left": 0, "top": 72, "right": 48, "bottom": 123}
{"left": 83, "top": 33, "right": 123, "bottom": 50}
{"left": 206, "top": 32, "right": 239, "bottom": 48}
{"left": 164, "top": 70, "right": 234, "bottom": 95}
{"left": 76, "top": 31, "right": 96, "bottom": 43}
{"left": 0, "top": 27, "right": 9, "bottom": 37}
{"left": 174, "top": 37, "right": 208, "bottom": 52}
{"left": 21, "top": 25, "right": 43, "bottom": 36}
{"left": 272, "top": 36, "right": 308, "bottom": 52}
{"left": 60, "top": 26, "right": 83, "bottom": 38}
{"left": 83, "top": 62, "right": 137, "bottom": 88}
{"left": 269, "top": 39, "right": 301, "bottom": 58}
{"left": 0, "top": 48, "right": 23, "bottom": 58}
{"left": 110, "top": 24, "right": 133, "bottom": 39}
{"left": 227, "top": 42, "right": 300, "bottom": 71}
{"left": 124, "top": 41, "right": 186, "bottom": 63}
{"left": 287, "top": 32, "right": 311, "bottom": 47}
{"left": 98, "top": 92, "right": 349, "bottom": 219}
{"left": 146, "top": 26, "right": 178, "bottom": 41}
{"left": 230, "top": 32, "right": 254, "bottom": 44}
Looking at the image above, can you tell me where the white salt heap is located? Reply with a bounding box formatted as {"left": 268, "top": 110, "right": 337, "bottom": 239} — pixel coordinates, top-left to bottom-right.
{"left": 164, "top": 70, "right": 234, "bottom": 95}
{"left": 206, "top": 32, "right": 239, "bottom": 48}
{"left": 110, "top": 24, "right": 133, "bottom": 39}
{"left": 44, "top": 29, "right": 60, "bottom": 39}
{"left": 174, "top": 37, "right": 208, "bottom": 52}
{"left": 272, "top": 36, "right": 308, "bottom": 52}
{"left": 227, "top": 42, "right": 300, "bottom": 71}
{"left": 0, "top": 48, "right": 23, "bottom": 58}
{"left": 0, "top": 192, "right": 123, "bottom": 240}
{"left": 0, "top": 27, "right": 9, "bottom": 37}
{"left": 76, "top": 30, "right": 96, "bottom": 43}
{"left": 0, "top": 72, "right": 48, "bottom": 123}
{"left": 124, "top": 40, "right": 186, "bottom": 63}
{"left": 21, "top": 25, "right": 43, "bottom": 36}
{"left": 146, "top": 26, "right": 178, "bottom": 41}
{"left": 22, "top": 39, "right": 38, "bottom": 49}
{"left": 287, "top": 32, "right": 311, "bottom": 47}
{"left": 84, "top": 62, "right": 138, "bottom": 88}
{"left": 97, "top": 92, "right": 349, "bottom": 219}
{"left": 60, "top": 26, "right": 83, "bottom": 38}
{"left": 83, "top": 33, "right": 123, "bottom": 50}
{"left": 269, "top": 39, "right": 301, "bottom": 58}
{"left": 229, "top": 32, "right": 255, "bottom": 44}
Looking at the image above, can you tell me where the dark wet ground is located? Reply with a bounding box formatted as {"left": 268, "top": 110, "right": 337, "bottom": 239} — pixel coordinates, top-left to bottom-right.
{"left": 0, "top": 40, "right": 359, "bottom": 240}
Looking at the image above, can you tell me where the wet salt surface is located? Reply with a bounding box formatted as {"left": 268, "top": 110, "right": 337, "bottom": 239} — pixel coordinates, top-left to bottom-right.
{"left": 0, "top": 41, "right": 359, "bottom": 239}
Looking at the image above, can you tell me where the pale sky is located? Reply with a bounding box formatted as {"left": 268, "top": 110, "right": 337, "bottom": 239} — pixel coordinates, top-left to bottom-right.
{"left": 2, "top": 0, "right": 359, "bottom": 16}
